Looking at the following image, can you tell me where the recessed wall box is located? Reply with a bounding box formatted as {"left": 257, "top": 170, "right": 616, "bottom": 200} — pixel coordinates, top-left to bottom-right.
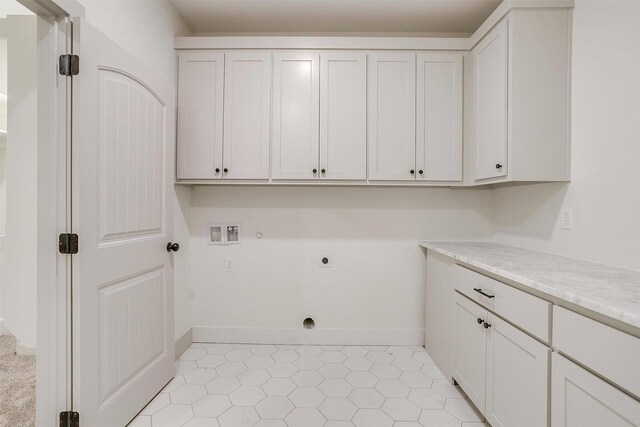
{"left": 208, "top": 224, "right": 224, "bottom": 245}
{"left": 226, "top": 224, "right": 240, "bottom": 244}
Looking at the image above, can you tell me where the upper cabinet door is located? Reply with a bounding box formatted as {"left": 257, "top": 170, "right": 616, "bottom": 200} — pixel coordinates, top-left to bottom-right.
{"left": 223, "top": 52, "right": 271, "bottom": 180}
{"left": 473, "top": 20, "right": 508, "bottom": 181}
{"left": 368, "top": 53, "right": 416, "bottom": 181}
{"left": 416, "top": 53, "right": 463, "bottom": 182}
{"left": 177, "top": 52, "right": 224, "bottom": 179}
{"left": 272, "top": 52, "right": 320, "bottom": 180}
{"left": 319, "top": 53, "right": 367, "bottom": 181}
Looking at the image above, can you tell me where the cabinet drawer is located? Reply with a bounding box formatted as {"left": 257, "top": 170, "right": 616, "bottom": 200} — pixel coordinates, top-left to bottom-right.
{"left": 553, "top": 306, "right": 640, "bottom": 398}
{"left": 453, "top": 264, "right": 551, "bottom": 343}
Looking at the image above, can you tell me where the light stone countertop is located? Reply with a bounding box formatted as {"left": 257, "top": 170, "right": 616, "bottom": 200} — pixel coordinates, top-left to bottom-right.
{"left": 419, "top": 241, "right": 640, "bottom": 330}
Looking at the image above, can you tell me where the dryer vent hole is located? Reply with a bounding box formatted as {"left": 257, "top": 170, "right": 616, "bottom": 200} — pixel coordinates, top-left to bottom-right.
{"left": 303, "top": 318, "right": 315, "bottom": 329}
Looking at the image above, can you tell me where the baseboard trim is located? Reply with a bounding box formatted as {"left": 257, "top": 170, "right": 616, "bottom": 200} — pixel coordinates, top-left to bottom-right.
{"left": 16, "top": 341, "right": 37, "bottom": 356}
{"left": 192, "top": 326, "right": 425, "bottom": 346}
{"left": 0, "top": 319, "right": 5, "bottom": 336}
{"left": 175, "top": 328, "right": 193, "bottom": 359}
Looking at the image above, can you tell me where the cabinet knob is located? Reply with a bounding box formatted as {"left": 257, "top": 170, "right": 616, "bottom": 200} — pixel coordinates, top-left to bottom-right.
{"left": 477, "top": 317, "right": 483, "bottom": 325}
{"left": 223, "top": 168, "right": 228, "bottom": 173}
{"left": 215, "top": 168, "right": 220, "bottom": 173}
{"left": 313, "top": 169, "right": 317, "bottom": 174}
{"left": 321, "top": 169, "right": 326, "bottom": 174}
{"left": 495, "top": 163, "right": 503, "bottom": 169}
{"left": 419, "top": 170, "right": 424, "bottom": 175}
{"left": 410, "top": 170, "right": 415, "bottom": 175}
{"left": 483, "top": 321, "right": 491, "bottom": 329}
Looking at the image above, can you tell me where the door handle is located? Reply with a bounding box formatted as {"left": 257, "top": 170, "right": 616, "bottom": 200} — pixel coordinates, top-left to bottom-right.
{"left": 473, "top": 288, "right": 495, "bottom": 299}
{"left": 167, "top": 242, "right": 180, "bottom": 252}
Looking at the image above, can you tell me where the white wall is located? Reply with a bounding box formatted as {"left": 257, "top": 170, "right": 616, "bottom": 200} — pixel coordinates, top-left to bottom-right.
{"left": 189, "top": 187, "right": 494, "bottom": 344}
{"left": 492, "top": 0, "right": 640, "bottom": 271}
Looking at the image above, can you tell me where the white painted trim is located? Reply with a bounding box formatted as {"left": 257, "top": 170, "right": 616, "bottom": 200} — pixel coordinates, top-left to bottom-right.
{"left": 192, "top": 326, "right": 425, "bottom": 346}
{"left": 17, "top": 341, "right": 37, "bottom": 356}
{"left": 19, "top": 0, "right": 85, "bottom": 18}
{"left": 175, "top": 328, "right": 193, "bottom": 359}
{"left": 0, "top": 319, "right": 5, "bottom": 336}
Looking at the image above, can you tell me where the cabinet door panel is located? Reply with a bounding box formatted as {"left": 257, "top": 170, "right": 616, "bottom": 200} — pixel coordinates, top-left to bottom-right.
{"left": 486, "top": 313, "right": 550, "bottom": 427}
{"left": 416, "top": 53, "right": 463, "bottom": 181}
{"left": 552, "top": 353, "right": 640, "bottom": 427}
{"left": 272, "top": 52, "right": 319, "bottom": 180}
{"left": 177, "top": 52, "right": 224, "bottom": 179}
{"left": 453, "top": 292, "right": 487, "bottom": 412}
{"left": 368, "top": 53, "right": 416, "bottom": 181}
{"left": 320, "top": 53, "right": 367, "bottom": 180}
{"left": 473, "top": 20, "right": 508, "bottom": 181}
{"left": 223, "top": 52, "right": 271, "bottom": 179}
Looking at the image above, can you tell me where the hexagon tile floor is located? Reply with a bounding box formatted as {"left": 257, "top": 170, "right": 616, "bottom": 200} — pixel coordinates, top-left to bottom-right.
{"left": 130, "top": 343, "right": 489, "bottom": 427}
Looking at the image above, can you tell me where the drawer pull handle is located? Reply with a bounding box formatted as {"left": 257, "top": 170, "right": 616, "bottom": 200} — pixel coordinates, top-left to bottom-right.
{"left": 476, "top": 317, "right": 484, "bottom": 325}
{"left": 474, "top": 288, "right": 495, "bottom": 299}
{"left": 483, "top": 321, "right": 492, "bottom": 329}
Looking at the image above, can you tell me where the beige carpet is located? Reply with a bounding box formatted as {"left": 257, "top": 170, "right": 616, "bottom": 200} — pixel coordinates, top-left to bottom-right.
{"left": 0, "top": 335, "right": 36, "bottom": 427}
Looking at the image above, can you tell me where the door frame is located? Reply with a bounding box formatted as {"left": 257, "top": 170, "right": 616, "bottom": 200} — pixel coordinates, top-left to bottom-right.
{"left": 15, "top": 0, "right": 85, "bottom": 425}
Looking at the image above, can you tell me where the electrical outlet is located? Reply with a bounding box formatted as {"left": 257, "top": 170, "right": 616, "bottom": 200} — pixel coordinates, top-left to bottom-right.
{"left": 561, "top": 209, "right": 573, "bottom": 230}
{"left": 224, "top": 257, "right": 234, "bottom": 273}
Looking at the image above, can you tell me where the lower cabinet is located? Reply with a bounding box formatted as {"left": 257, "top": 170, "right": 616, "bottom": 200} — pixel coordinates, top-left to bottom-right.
{"left": 551, "top": 353, "right": 640, "bottom": 427}
{"left": 453, "top": 291, "right": 550, "bottom": 426}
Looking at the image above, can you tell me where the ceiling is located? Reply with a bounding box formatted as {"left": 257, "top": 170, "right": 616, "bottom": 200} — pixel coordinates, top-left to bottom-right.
{"left": 170, "top": 0, "right": 503, "bottom": 36}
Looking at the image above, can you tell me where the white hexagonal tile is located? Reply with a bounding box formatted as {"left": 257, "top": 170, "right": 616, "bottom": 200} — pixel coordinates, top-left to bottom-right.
{"left": 444, "top": 399, "right": 483, "bottom": 422}
{"left": 432, "top": 379, "right": 466, "bottom": 398}
{"left": 229, "top": 385, "right": 266, "bottom": 406}
{"left": 170, "top": 384, "right": 207, "bottom": 404}
{"left": 289, "top": 387, "right": 325, "bottom": 407}
{"left": 192, "top": 395, "right": 232, "bottom": 418}
{"left": 399, "top": 371, "right": 433, "bottom": 389}
{"left": 129, "top": 416, "right": 151, "bottom": 427}
{"left": 352, "top": 408, "right": 394, "bottom": 427}
{"left": 162, "top": 376, "right": 186, "bottom": 393}
{"left": 370, "top": 364, "right": 401, "bottom": 380}
{"left": 345, "top": 371, "right": 378, "bottom": 388}
{"left": 180, "top": 348, "right": 208, "bottom": 361}
{"left": 364, "top": 345, "right": 388, "bottom": 352}
{"left": 392, "top": 357, "right": 422, "bottom": 372}
{"left": 267, "top": 363, "right": 298, "bottom": 378}
{"left": 272, "top": 350, "right": 300, "bottom": 363}
{"left": 152, "top": 404, "right": 194, "bottom": 427}
{"left": 262, "top": 378, "right": 297, "bottom": 396}
{"left": 319, "top": 378, "right": 354, "bottom": 397}
{"left": 381, "top": 398, "right": 420, "bottom": 421}
{"left": 245, "top": 355, "right": 275, "bottom": 370}
{"left": 218, "top": 407, "right": 260, "bottom": 427}
{"left": 319, "top": 363, "right": 350, "bottom": 379}
{"left": 292, "top": 370, "right": 324, "bottom": 387}
{"left": 237, "top": 369, "right": 271, "bottom": 386}
{"left": 343, "top": 357, "right": 373, "bottom": 371}
{"left": 294, "top": 356, "right": 324, "bottom": 371}
{"left": 285, "top": 408, "right": 326, "bottom": 427}
{"left": 325, "top": 422, "right": 356, "bottom": 427}
{"left": 421, "top": 364, "right": 446, "bottom": 380}
{"left": 225, "top": 349, "right": 253, "bottom": 362}
{"left": 393, "top": 423, "right": 422, "bottom": 427}
{"left": 276, "top": 344, "right": 299, "bottom": 351}
{"left": 206, "top": 376, "right": 240, "bottom": 395}
{"left": 386, "top": 346, "right": 414, "bottom": 358}
{"left": 140, "top": 393, "right": 170, "bottom": 415}
{"left": 296, "top": 346, "right": 323, "bottom": 357}
{"left": 348, "top": 388, "right": 385, "bottom": 409}
{"left": 251, "top": 345, "right": 278, "bottom": 356}
{"left": 375, "top": 379, "right": 410, "bottom": 398}
{"left": 365, "top": 351, "right": 394, "bottom": 364}
{"left": 461, "top": 422, "right": 491, "bottom": 427}
{"left": 255, "top": 420, "right": 287, "bottom": 427}
{"left": 176, "top": 360, "right": 198, "bottom": 375}
{"left": 255, "top": 396, "right": 295, "bottom": 419}
{"left": 418, "top": 409, "right": 462, "bottom": 427}
{"left": 319, "top": 397, "right": 358, "bottom": 420}
{"left": 412, "top": 351, "right": 435, "bottom": 364}
{"left": 205, "top": 343, "right": 234, "bottom": 354}
{"left": 182, "top": 417, "right": 221, "bottom": 427}
{"left": 217, "top": 361, "right": 247, "bottom": 376}
{"left": 341, "top": 346, "right": 368, "bottom": 358}
{"left": 408, "top": 389, "right": 446, "bottom": 410}
{"left": 233, "top": 344, "right": 254, "bottom": 349}
{"left": 196, "top": 355, "right": 226, "bottom": 368}
{"left": 185, "top": 368, "right": 218, "bottom": 384}
{"left": 319, "top": 351, "right": 347, "bottom": 364}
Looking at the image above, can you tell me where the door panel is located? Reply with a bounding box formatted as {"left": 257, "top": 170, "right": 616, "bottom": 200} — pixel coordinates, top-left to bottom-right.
{"left": 319, "top": 52, "right": 367, "bottom": 180}
{"left": 73, "top": 18, "right": 175, "bottom": 427}
{"left": 473, "top": 20, "right": 508, "bottom": 181}
{"left": 272, "top": 52, "right": 319, "bottom": 180}
{"left": 177, "top": 51, "right": 224, "bottom": 179}
{"left": 223, "top": 52, "right": 271, "bottom": 180}
{"left": 368, "top": 53, "right": 416, "bottom": 181}
{"left": 416, "top": 53, "right": 463, "bottom": 182}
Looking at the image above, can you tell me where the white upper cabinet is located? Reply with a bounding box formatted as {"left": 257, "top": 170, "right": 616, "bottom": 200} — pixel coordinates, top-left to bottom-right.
{"left": 473, "top": 20, "right": 508, "bottom": 181}
{"left": 177, "top": 51, "right": 224, "bottom": 180}
{"left": 320, "top": 52, "right": 367, "bottom": 180}
{"left": 368, "top": 53, "right": 416, "bottom": 181}
{"left": 223, "top": 52, "right": 271, "bottom": 180}
{"left": 416, "top": 53, "right": 463, "bottom": 182}
{"left": 272, "top": 52, "right": 320, "bottom": 180}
